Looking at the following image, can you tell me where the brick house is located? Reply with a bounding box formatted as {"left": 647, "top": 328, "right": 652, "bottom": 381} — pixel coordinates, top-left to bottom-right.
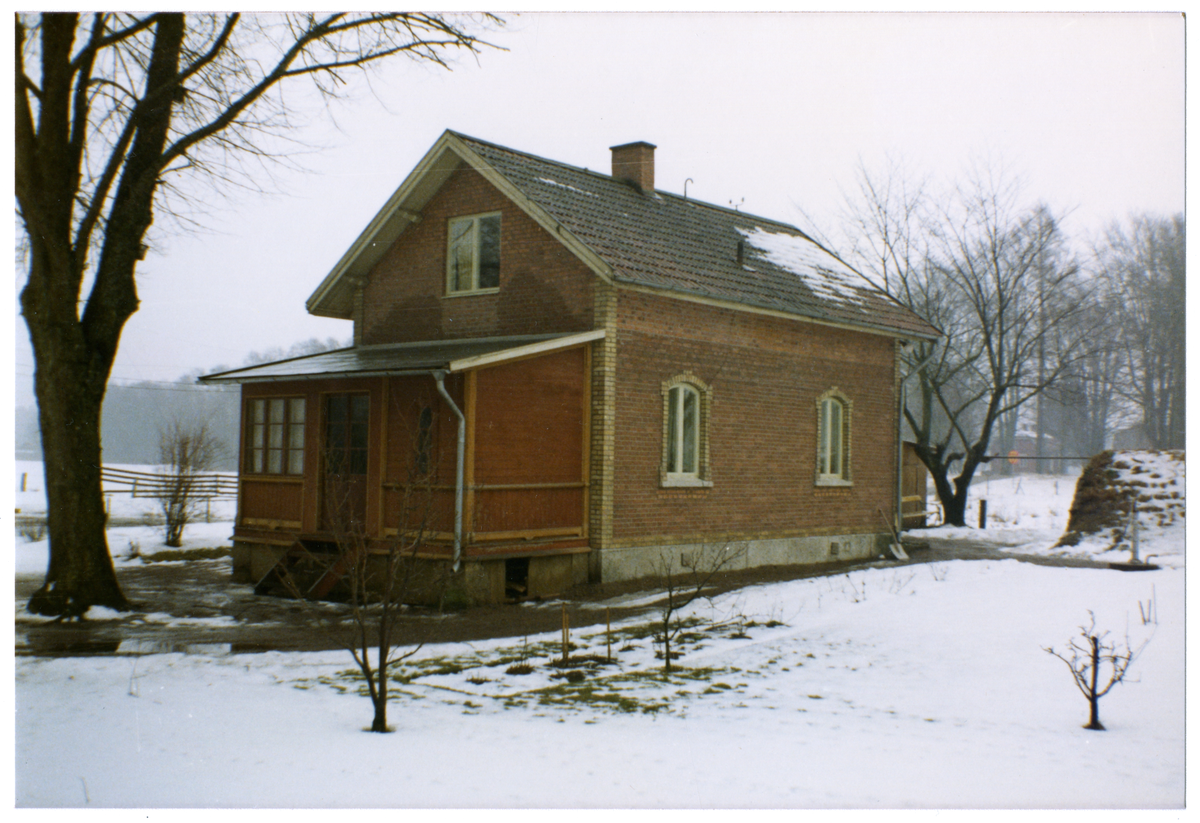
{"left": 203, "top": 131, "right": 938, "bottom": 604}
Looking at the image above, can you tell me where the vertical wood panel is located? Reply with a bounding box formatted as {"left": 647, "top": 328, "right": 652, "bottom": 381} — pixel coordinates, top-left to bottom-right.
{"left": 465, "top": 369, "right": 477, "bottom": 539}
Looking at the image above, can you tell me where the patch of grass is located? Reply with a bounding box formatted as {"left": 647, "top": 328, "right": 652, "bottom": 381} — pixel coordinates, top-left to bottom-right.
{"left": 547, "top": 654, "right": 613, "bottom": 668}
{"left": 141, "top": 546, "right": 231, "bottom": 562}
{"left": 426, "top": 663, "right": 464, "bottom": 677}
{"left": 533, "top": 682, "right": 668, "bottom": 715}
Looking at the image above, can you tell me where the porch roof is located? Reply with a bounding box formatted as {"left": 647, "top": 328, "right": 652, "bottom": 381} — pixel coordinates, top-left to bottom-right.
{"left": 199, "top": 330, "right": 604, "bottom": 384}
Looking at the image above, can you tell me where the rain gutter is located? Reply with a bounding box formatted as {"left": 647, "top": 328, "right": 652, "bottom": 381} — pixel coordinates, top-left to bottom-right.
{"left": 433, "top": 370, "right": 467, "bottom": 572}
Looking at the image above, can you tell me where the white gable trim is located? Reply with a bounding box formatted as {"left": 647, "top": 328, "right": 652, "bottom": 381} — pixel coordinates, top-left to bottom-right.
{"left": 448, "top": 329, "right": 606, "bottom": 373}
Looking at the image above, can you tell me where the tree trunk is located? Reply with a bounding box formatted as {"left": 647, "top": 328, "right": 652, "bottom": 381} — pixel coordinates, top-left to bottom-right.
{"left": 18, "top": 14, "right": 186, "bottom": 616}
{"left": 371, "top": 673, "right": 388, "bottom": 732}
{"left": 372, "top": 610, "right": 390, "bottom": 732}
{"left": 25, "top": 334, "right": 128, "bottom": 616}
{"left": 1084, "top": 635, "right": 1105, "bottom": 730}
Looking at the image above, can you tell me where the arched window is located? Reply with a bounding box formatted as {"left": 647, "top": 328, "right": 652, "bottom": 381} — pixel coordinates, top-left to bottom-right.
{"left": 667, "top": 383, "right": 699, "bottom": 475}
{"left": 816, "top": 389, "right": 852, "bottom": 485}
{"left": 661, "top": 374, "right": 712, "bottom": 487}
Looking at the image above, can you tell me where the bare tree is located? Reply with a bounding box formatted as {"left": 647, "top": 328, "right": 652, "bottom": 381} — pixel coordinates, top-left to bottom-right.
{"left": 277, "top": 452, "right": 440, "bottom": 732}
{"left": 842, "top": 160, "right": 1091, "bottom": 525}
{"left": 1095, "top": 213, "right": 1185, "bottom": 450}
{"left": 16, "top": 12, "right": 502, "bottom": 616}
{"left": 1041, "top": 285, "right": 1129, "bottom": 459}
{"left": 155, "top": 418, "right": 220, "bottom": 547}
{"left": 654, "top": 544, "right": 744, "bottom": 674}
{"left": 1044, "top": 612, "right": 1147, "bottom": 731}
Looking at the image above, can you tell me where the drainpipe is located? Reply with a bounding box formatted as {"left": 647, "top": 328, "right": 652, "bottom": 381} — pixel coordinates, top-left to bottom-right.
{"left": 434, "top": 370, "right": 466, "bottom": 572}
{"left": 895, "top": 348, "right": 938, "bottom": 541}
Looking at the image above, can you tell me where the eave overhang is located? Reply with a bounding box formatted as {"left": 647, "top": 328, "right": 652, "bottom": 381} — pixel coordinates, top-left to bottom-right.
{"left": 198, "top": 330, "right": 606, "bottom": 385}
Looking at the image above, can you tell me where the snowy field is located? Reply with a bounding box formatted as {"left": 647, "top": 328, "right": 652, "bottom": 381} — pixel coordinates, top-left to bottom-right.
{"left": 935, "top": 456, "right": 1186, "bottom": 570}
{"left": 15, "top": 459, "right": 236, "bottom": 574}
{"left": 14, "top": 462, "right": 1186, "bottom": 809}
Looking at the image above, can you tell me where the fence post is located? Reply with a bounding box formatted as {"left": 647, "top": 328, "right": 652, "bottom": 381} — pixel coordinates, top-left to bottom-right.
{"left": 978, "top": 499, "right": 988, "bottom": 529}
{"left": 1129, "top": 500, "right": 1140, "bottom": 563}
{"left": 561, "top": 603, "right": 569, "bottom": 663}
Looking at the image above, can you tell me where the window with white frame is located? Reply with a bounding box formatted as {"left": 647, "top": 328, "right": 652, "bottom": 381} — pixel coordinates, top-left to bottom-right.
{"left": 661, "top": 374, "right": 712, "bottom": 487}
{"left": 446, "top": 213, "right": 501, "bottom": 294}
{"left": 246, "top": 397, "right": 305, "bottom": 475}
{"left": 816, "top": 389, "right": 851, "bottom": 485}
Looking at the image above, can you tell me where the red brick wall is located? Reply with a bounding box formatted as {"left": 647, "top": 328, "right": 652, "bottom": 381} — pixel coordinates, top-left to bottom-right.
{"left": 611, "top": 290, "right": 898, "bottom": 543}
{"left": 360, "top": 163, "right": 596, "bottom": 344}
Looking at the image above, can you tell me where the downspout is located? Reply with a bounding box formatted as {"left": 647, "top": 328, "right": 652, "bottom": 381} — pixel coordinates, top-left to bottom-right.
{"left": 895, "top": 348, "right": 938, "bottom": 541}
{"left": 434, "top": 370, "right": 466, "bottom": 572}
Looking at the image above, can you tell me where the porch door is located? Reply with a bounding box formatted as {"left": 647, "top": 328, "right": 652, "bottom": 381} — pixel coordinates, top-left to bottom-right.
{"left": 322, "top": 393, "right": 370, "bottom": 533}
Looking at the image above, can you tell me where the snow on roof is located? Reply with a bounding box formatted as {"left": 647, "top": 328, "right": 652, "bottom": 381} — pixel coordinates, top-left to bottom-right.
{"left": 537, "top": 177, "right": 598, "bottom": 197}
{"left": 737, "top": 226, "right": 869, "bottom": 305}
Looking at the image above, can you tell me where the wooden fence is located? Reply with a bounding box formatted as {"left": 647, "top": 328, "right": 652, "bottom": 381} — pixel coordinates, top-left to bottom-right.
{"left": 101, "top": 466, "right": 238, "bottom": 500}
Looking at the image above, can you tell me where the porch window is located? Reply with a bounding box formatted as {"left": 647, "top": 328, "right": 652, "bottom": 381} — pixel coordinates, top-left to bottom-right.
{"left": 246, "top": 397, "right": 305, "bottom": 475}
{"left": 816, "top": 389, "right": 852, "bottom": 485}
{"left": 661, "top": 374, "right": 713, "bottom": 487}
{"left": 447, "top": 212, "right": 501, "bottom": 294}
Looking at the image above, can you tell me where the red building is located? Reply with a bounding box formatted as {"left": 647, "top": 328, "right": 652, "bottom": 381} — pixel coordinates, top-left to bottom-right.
{"left": 204, "top": 132, "right": 938, "bottom": 603}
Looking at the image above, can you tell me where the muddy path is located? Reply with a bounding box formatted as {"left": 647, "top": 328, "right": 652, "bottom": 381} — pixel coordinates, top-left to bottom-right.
{"left": 15, "top": 536, "right": 1112, "bottom": 658}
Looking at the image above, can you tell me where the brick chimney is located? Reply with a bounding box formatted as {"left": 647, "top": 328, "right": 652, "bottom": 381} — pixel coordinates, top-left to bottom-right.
{"left": 610, "top": 141, "right": 656, "bottom": 191}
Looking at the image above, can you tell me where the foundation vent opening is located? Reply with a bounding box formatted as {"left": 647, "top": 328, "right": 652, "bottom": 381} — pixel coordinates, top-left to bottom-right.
{"left": 505, "top": 557, "right": 530, "bottom": 601}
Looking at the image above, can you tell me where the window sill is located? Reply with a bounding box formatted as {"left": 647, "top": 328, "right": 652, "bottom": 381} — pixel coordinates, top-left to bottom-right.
{"left": 815, "top": 477, "right": 853, "bottom": 488}
{"left": 444, "top": 287, "right": 500, "bottom": 299}
{"left": 661, "top": 476, "right": 713, "bottom": 489}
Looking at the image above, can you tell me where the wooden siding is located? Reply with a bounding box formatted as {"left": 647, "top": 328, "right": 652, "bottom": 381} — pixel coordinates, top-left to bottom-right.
{"left": 239, "top": 478, "right": 303, "bottom": 528}
{"left": 901, "top": 442, "right": 930, "bottom": 528}
{"left": 470, "top": 347, "right": 588, "bottom": 540}
{"left": 233, "top": 350, "right": 589, "bottom": 556}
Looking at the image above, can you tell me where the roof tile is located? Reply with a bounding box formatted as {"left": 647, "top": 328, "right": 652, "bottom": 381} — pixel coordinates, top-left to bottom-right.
{"left": 456, "top": 133, "right": 938, "bottom": 339}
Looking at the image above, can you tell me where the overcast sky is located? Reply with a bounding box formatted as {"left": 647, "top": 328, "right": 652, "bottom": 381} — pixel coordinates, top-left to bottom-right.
{"left": 12, "top": 11, "right": 1185, "bottom": 408}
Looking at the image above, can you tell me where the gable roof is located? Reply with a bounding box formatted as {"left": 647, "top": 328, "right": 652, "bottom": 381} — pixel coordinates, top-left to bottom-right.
{"left": 308, "top": 130, "right": 938, "bottom": 341}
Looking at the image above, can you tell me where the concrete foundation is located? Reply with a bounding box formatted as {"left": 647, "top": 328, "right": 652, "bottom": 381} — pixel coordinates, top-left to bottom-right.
{"left": 232, "top": 540, "right": 589, "bottom": 606}
{"left": 234, "top": 533, "right": 882, "bottom": 605}
{"left": 595, "top": 532, "right": 890, "bottom": 584}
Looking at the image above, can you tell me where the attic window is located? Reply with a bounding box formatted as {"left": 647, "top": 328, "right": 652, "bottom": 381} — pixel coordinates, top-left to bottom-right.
{"left": 447, "top": 213, "right": 501, "bottom": 294}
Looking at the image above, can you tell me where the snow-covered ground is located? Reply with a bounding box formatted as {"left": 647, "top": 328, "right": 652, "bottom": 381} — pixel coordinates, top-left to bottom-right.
{"left": 925, "top": 464, "right": 1186, "bottom": 570}
{"left": 14, "top": 463, "right": 1186, "bottom": 808}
